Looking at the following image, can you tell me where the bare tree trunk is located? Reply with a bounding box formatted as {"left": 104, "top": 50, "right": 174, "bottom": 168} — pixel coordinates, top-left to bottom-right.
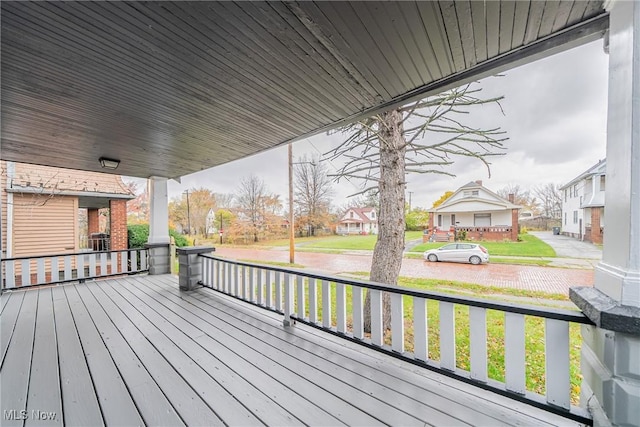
{"left": 364, "top": 109, "right": 406, "bottom": 333}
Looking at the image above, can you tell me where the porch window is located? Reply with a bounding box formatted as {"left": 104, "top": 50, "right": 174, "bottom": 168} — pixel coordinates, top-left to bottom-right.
{"left": 474, "top": 213, "right": 491, "bottom": 226}
{"left": 600, "top": 175, "right": 606, "bottom": 191}
{"left": 437, "top": 214, "right": 442, "bottom": 227}
{"left": 451, "top": 214, "right": 456, "bottom": 226}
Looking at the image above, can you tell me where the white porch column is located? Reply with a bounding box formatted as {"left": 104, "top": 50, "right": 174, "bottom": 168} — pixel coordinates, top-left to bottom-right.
{"left": 146, "top": 176, "right": 171, "bottom": 274}
{"left": 571, "top": 1, "right": 640, "bottom": 426}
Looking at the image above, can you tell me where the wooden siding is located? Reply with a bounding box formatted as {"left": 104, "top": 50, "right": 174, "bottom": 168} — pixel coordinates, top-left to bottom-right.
{"left": 0, "top": 1, "right": 607, "bottom": 179}
{"left": 0, "top": 275, "right": 576, "bottom": 426}
{"left": 13, "top": 195, "right": 77, "bottom": 257}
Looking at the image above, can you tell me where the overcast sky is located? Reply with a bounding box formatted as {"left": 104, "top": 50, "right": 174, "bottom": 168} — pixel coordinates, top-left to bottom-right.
{"left": 132, "top": 39, "right": 609, "bottom": 211}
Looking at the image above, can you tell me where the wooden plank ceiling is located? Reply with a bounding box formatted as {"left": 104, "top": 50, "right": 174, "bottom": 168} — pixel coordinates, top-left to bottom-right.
{"left": 1, "top": 1, "right": 607, "bottom": 179}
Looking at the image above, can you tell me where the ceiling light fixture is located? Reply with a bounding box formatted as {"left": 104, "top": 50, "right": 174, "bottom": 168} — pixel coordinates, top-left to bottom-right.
{"left": 99, "top": 157, "right": 120, "bottom": 170}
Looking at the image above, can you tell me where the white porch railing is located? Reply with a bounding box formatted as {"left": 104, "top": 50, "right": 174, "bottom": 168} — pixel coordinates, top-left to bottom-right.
{"left": 1, "top": 248, "right": 148, "bottom": 290}
{"left": 198, "top": 254, "right": 593, "bottom": 424}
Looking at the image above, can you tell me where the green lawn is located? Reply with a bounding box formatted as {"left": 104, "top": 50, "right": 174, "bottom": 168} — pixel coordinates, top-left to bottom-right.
{"left": 409, "top": 233, "right": 556, "bottom": 257}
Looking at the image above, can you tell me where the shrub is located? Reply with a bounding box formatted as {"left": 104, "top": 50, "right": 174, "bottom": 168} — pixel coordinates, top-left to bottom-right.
{"left": 127, "top": 224, "right": 191, "bottom": 248}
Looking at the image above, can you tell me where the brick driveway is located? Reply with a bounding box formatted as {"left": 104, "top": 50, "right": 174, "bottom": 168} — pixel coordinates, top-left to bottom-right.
{"left": 214, "top": 247, "right": 594, "bottom": 296}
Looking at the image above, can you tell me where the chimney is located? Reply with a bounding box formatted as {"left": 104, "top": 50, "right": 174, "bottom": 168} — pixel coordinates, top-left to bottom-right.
{"left": 508, "top": 193, "right": 515, "bottom": 203}
{"left": 475, "top": 180, "right": 482, "bottom": 186}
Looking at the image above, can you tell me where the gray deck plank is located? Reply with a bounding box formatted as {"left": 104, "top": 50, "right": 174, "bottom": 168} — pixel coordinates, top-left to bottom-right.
{"left": 83, "top": 282, "right": 224, "bottom": 426}
{"left": 0, "top": 289, "right": 38, "bottom": 427}
{"left": 50, "top": 286, "right": 104, "bottom": 427}
{"left": 25, "top": 289, "right": 62, "bottom": 426}
{"left": 101, "top": 278, "right": 302, "bottom": 426}
{"left": 1, "top": 291, "right": 13, "bottom": 313}
{"left": 139, "top": 275, "right": 470, "bottom": 426}
{"left": 87, "top": 281, "right": 265, "bottom": 426}
{"left": 113, "top": 278, "right": 375, "bottom": 426}
{"left": 1, "top": 291, "right": 25, "bottom": 366}
{"left": 1, "top": 275, "right": 584, "bottom": 427}
{"left": 73, "top": 284, "right": 185, "bottom": 426}
{"left": 62, "top": 285, "right": 144, "bottom": 426}
{"left": 150, "top": 275, "right": 564, "bottom": 427}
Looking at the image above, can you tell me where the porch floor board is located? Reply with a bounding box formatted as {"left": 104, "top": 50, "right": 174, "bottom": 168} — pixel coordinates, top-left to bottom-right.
{"left": 1, "top": 275, "right": 579, "bottom": 426}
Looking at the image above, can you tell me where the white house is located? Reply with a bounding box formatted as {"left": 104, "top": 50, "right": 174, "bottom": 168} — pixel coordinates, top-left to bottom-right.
{"left": 560, "top": 159, "right": 606, "bottom": 243}
{"left": 337, "top": 207, "right": 378, "bottom": 235}
{"left": 428, "top": 180, "right": 520, "bottom": 241}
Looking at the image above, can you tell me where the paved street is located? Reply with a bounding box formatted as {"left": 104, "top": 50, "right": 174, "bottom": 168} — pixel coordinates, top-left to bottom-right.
{"left": 214, "top": 247, "right": 594, "bottom": 296}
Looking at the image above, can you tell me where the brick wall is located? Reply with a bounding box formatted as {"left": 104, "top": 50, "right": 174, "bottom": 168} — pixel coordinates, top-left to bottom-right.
{"left": 110, "top": 199, "right": 128, "bottom": 250}
{"left": 88, "top": 209, "right": 100, "bottom": 234}
{"left": 590, "top": 207, "right": 603, "bottom": 244}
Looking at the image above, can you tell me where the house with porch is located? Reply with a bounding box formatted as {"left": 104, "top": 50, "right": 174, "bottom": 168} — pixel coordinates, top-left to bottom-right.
{"left": 427, "top": 180, "right": 520, "bottom": 242}
{"left": 1, "top": 2, "right": 638, "bottom": 426}
{"left": 337, "top": 207, "right": 378, "bottom": 235}
{"left": 560, "top": 159, "right": 606, "bottom": 244}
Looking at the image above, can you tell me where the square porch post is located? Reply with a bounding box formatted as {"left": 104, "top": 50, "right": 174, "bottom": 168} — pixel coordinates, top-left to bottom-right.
{"left": 570, "top": 2, "right": 640, "bottom": 425}
{"left": 146, "top": 176, "right": 171, "bottom": 274}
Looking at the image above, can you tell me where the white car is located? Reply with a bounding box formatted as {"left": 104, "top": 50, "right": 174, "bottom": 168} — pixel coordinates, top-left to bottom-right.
{"left": 424, "top": 243, "right": 489, "bottom": 265}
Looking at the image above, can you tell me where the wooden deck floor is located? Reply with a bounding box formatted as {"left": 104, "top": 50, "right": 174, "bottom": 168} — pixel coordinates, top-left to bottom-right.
{"left": 1, "top": 275, "right": 579, "bottom": 426}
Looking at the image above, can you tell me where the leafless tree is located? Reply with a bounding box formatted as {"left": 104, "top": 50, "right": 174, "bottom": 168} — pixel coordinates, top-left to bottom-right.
{"left": 327, "top": 83, "right": 507, "bottom": 331}
{"left": 294, "top": 155, "right": 333, "bottom": 236}
{"left": 497, "top": 184, "right": 539, "bottom": 212}
{"left": 236, "top": 175, "right": 268, "bottom": 242}
{"left": 533, "top": 183, "right": 562, "bottom": 219}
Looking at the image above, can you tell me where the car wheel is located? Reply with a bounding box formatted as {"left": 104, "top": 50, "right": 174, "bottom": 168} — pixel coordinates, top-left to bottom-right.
{"left": 427, "top": 254, "right": 438, "bottom": 262}
{"left": 469, "top": 255, "right": 481, "bottom": 265}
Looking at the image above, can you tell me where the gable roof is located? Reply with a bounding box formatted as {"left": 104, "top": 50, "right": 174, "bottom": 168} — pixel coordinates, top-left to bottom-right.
{"left": 559, "top": 159, "right": 606, "bottom": 190}
{"left": 429, "top": 181, "right": 520, "bottom": 213}
{"left": 341, "top": 207, "right": 376, "bottom": 224}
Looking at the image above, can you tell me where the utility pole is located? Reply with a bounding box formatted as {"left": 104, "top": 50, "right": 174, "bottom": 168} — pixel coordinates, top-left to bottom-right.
{"left": 183, "top": 190, "right": 191, "bottom": 235}
{"left": 288, "top": 144, "right": 295, "bottom": 264}
{"left": 408, "top": 191, "right": 413, "bottom": 211}
{"left": 219, "top": 211, "right": 223, "bottom": 244}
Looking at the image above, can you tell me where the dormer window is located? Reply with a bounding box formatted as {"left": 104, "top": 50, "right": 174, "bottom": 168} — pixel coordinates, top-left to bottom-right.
{"left": 463, "top": 190, "right": 479, "bottom": 197}
{"left": 350, "top": 211, "right": 354, "bottom": 219}
{"left": 371, "top": 211, "right": 375, "bottom": 218}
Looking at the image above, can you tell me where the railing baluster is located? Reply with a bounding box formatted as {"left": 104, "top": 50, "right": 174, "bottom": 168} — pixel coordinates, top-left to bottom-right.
{"left": 505, "top": 312, "right": 526, "bottom": 394}
{"left": 352, "top": 286, "right": 363, "bottom": 339}
{"left": 391, "top": 293, "right": 404, "bottom": 353}
{"left": 248, "top": 267, "right": 255, "bottom": 302}
{"left": 256, "top": 268, "right": 263, "bottom": 305}
{"left": 37, "top": 258, "right": 46, "bottom": 284}
{"left": 21, "top": 259, "right": 31, "bottom": 286}
{"left": 265, "top": 270, "right": 272, "bottom": 308}
{"left": 234, "top": 264, "right": 239, "bottom": 296}
{"left": 216, "top": 260, "right": 222, "bottom": 290}
{"left": 469, "top": 306, "right": 488, "bottom": 382}
{"left": 370, "top": 289, "right": 383, "bottom": 346}
{"left": 89, "top": 253, "right": 97, "bottom": 277}
{"left": 140, "top": 250, "right": 148, "bottom": 271}
{"left": 439, "top": 301, "right": 456, "bottom": 371}
{"left": 336, "top": 283, "right": 346, "bottom": 333}
{"left": 296, "top": 275, "right": 305, "bottom": 319}
{"left": 283, "top": 273, "right": 293, "bottom": 326}
{"left": 241, "top": 266, "right": 247, "bottom": 299}
{"left": 308, "top": 278, "right": 317, "bottom": 323}
{"left": 64, "top": 256, "right": 72, "bottom": 280}
{"left": 275, "top": 271, "right": 282, "bottom": 311}
{"left": 321, "top": 280, "right": 331, "bottom": 328}
{"left": 545, "top": 318, "right": 570, "bottom": 409}
{"left": 130, "top": 250, "right": 138, "bottom": 272}
{"left": 51, "top": 257, "right": 59, "bottom": 283}
{"left": 110, "top": 252, "right": 118, "bottom": 274}
{"left": 120, "top": 251, "right": 128, "bottom": 274}
{"left": 100, "top": 253, "right": 108, "bottom": 276}
{"left": 76, "top": 255, "right": 85, "bottom": 280}
{"left": 414, "top": 297, "right": 427, "bottom": 361}
{"left": 6, "top": 260, "right": 16, "bottom": 288}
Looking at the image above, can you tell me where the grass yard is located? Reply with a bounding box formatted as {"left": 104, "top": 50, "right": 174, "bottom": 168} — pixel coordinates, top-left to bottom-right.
{"left": 409, "top": 233, "right": 556, "bottom": 257}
